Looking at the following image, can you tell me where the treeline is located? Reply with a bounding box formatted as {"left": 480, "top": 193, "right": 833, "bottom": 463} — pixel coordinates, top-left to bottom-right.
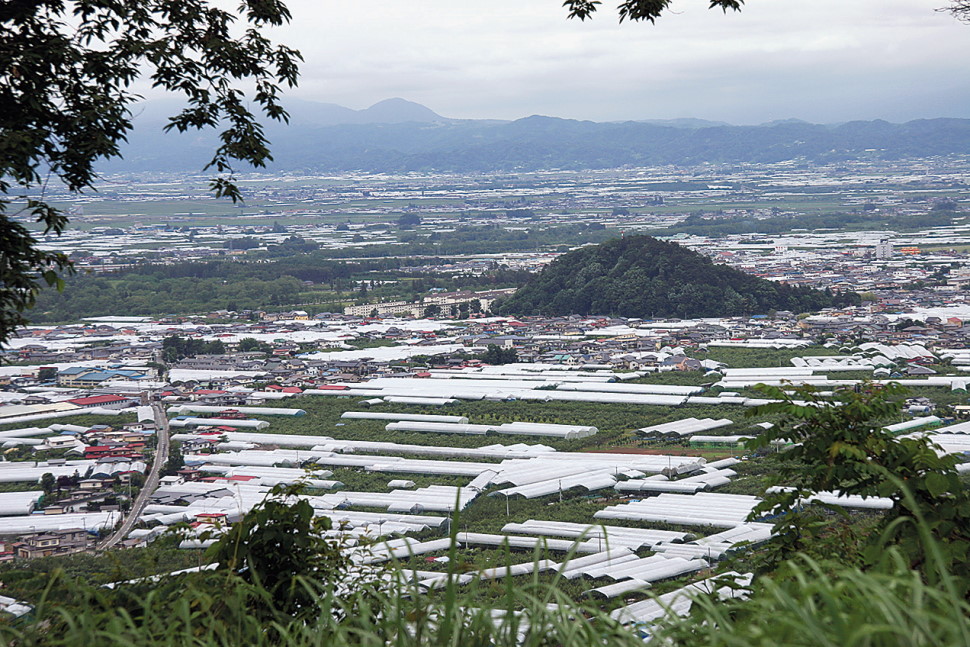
{"left": 28, "top": 261, "right": 535, "bottom": 323}
{"left": 27, "top": 223, "right": 590, "bottom": 321}
{"left": 30, "top": 275, "right": 305, "bottom": 322}
{"left": 108, "top": 256, "right": 404, "bottom": 284}
{"left": 110, "top": 256, "right": 531, "bottom": 290}
{"left": 498, "top": 235, "right": 859, "bottom": 318}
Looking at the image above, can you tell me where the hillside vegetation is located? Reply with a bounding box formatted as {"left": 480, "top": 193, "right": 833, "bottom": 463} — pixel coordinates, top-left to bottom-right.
{"left": 497, "top": 235, "right": 859, "bottom": 318}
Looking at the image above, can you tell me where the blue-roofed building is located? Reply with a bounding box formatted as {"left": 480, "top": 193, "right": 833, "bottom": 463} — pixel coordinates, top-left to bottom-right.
{"left": 57, "top": 367, "right": 148, "bottom": 388}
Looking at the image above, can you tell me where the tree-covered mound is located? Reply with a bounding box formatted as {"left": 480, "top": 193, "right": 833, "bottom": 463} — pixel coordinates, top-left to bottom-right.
{"left": 497, "top": 235, "right": 858, "bottom": 318}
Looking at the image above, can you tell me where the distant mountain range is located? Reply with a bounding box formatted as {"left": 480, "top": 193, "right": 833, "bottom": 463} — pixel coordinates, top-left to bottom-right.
{"left": 99, "top": 98, "right": 970, "bottom": 175}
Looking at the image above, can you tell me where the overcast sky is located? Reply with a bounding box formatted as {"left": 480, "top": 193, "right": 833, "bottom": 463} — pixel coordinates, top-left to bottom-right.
{"left": 264, "top": 0, "right": 970, "bottom": 125}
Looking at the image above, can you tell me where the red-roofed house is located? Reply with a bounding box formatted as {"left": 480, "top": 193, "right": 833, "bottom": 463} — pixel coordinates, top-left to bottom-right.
{"left": 67, "top": 394, "right": 131, "bottom": 410}
{"left": 83, "top": 446, "right": 141, "bottom": 460}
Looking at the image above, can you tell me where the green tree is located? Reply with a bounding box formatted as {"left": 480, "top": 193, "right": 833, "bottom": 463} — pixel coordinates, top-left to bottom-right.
{"left": 238, "top": 337, "right": 272, "bottom": 354}
{"left": 202, "top": 339, "right": 226, "bottom": 355}
{"left": 1, "top": 0, "right": 301, "bottom": 347}
{"left": 205, "top": 484, "right": 350, "bottom": 620}
{"left": 163, "top": 442, "right": 184, "bottom": 476}
{"left": 40, "top": 472, "right": 56, "bottom": 496}
{"left": 397, "top": 213, "right": 421, "bottom": 229}
{"left": 747, "top": 382, "right": 970, "bottom": 588}
{"left": 161, "top": 335, "right": 191, "bottom": 363}
{"left": 480, "top": 345, "right": 517, "bottom": 365}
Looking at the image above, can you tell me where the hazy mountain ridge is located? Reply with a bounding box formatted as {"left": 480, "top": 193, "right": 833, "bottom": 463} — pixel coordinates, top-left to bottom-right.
{"left": 98, "top": 99, "right": 970, "bottom": 174}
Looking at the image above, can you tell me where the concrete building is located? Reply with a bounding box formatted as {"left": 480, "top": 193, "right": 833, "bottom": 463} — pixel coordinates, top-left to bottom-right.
{"left": 874, "top": 240, "right": 893, "bottom": 260}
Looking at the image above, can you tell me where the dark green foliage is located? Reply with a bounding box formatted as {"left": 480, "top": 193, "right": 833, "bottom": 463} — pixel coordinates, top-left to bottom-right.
{"left": 392, "top": 223, "right": 614, "bottom": 256}
{"left": 0, "top": 0, "right": 301, "bottom": 346}
{"left": 397, "top": 213, "right": 421, "bottom": 229}
{"left": 0, "top": 412, "right": 133, "bottom": 434}
{"left": 479, "top": 345, "right": 518, "bottom": 365}
{"left": 224, "top": 237, "right": 262, "bottom": 250}
{"left": 163, "top": 442, "right": 184, "bottom": 476}
{"left": 205, "top": 485, "right": 347, "bottom": 619}
{"left": 0, "top": 206, "right": 73, "bottom": 349}
{"left": 25, "top": 228, "right": 585, "bottom": 322}
{"left": 266, "top": 235, "right": 320, "bottom": 255}
{"left": 747, "top": 383, "right": 970, "bottom": 589}
{"left": 161, "top": 335, "right": 226, "bottom": 362}
{"left": 40, "top": 472, "right": 55, "bottom": 495}
{"left": 33, "top": 274, "right": 304, "bottom": 321}
{"left": 499, "top": 235, "right": 857, "bottom": 318}
{"left": 237, "top": 337, "right": 273, "bottom": 354}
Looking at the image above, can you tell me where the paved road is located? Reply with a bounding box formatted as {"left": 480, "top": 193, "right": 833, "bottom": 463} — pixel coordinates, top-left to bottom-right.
{"left": 98, "top": 401, "right": 170, "bottom": 551}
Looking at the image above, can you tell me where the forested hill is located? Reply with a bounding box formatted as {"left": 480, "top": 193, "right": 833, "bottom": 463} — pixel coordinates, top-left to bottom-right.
{"left": 496, "top": 236, "right": 859, "bottom": 318}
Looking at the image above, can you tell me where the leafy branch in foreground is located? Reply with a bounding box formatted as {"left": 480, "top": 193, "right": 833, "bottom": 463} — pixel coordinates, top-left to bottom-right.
{"left": 1, "top": 0, "right": 301, "bottom": 346}
{"left": 563, "top": 0, "right": 744, "bottom": 23}
{"left": 745, "top": 382, "right": 970, "bottom": 587}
